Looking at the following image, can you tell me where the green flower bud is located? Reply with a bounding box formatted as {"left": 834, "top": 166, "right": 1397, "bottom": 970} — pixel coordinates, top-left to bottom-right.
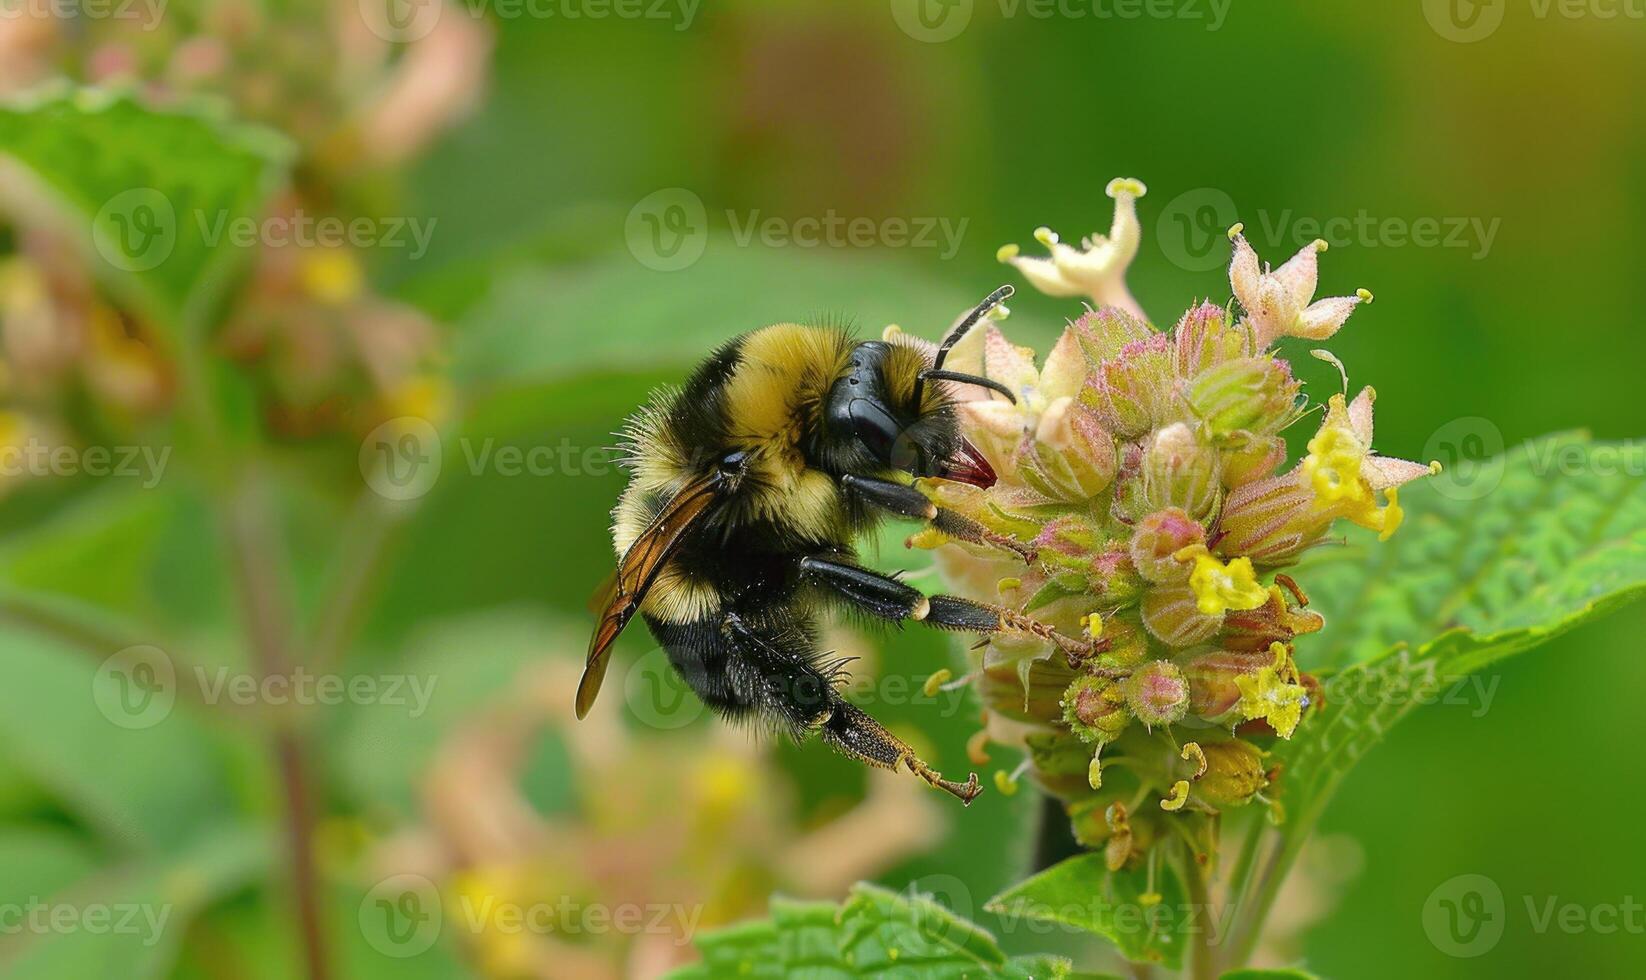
{"left": 1094, "top": 613, "right": 1151, "bottom": 671}
{"left": 1062, "top": 674, "right": 1131, "bottom": 745}
{"left": 1129, "top": 507, "right": 1206, "bottom": 583}
{"left": 1018, "top": 396, "right": 1118, "bottom": 500}
{"left": 1194, "top": 738, "right": 1269, "bottom": 808}
{"left": 1117, "top": 423, "right": 1222, "bottom": 523}
{"left": 1085, "top": 333, "right": 1177, "bottom": 440}
{"left": 1121, "top": 660, "right": 1190, "bottom": 728}
{"left": 1219, "top": 432, "right": 1288, "bottom": 488}
{"left": 1142, "top": 582, "right": 1223, "bottom": 648}
{"left": 1071, "top": 306, "right": 1155, "bottom": 365}
{"left": 1188, "top": 356, "right": 1300, "bottom": 439}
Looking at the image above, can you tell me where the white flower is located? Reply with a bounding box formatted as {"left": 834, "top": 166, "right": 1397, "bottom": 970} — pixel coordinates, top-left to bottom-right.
{"left": 1229, "top": 230, "right": 1372, "bottom": 347}
{"left": 998, "top": 178, "right": 1148, "bottom": 319}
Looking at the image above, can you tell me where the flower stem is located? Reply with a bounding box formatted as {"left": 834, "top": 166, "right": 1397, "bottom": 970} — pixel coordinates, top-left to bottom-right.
{"left": 223, "top": 478, "right": 331, "bottom": 980}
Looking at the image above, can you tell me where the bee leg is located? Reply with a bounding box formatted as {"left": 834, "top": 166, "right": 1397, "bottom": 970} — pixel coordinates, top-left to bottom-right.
{"left": 722, "top": 611, "right": 981, "bottom": 805}
{"left": 841, "top": 474, "right": 1035, "bottom": 563}
{"left": 799, "top": 557, "right": 1092, "bottom": 658}
{"left": 818, "top": 700, "right": 983, "bottom": 806}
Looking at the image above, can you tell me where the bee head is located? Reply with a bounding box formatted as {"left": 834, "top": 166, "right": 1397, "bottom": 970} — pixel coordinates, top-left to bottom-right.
{"left": 821, "top": 340, "right": 998, "bottom": 487}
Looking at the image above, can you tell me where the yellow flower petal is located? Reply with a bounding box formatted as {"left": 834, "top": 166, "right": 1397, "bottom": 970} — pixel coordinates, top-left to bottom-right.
{"left": 1188, "top": 553, "right": 1269, "bottom": 616}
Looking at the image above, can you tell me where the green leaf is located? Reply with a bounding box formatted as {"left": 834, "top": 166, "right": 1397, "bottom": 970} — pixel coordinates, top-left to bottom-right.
{"left": 0, "top": 824, "right": 267, "bottom": 980}
{"left": 0, "top": 622, "right": 239, "bottom": 853}
{"left": 984, "top": 854, "right": 1190, "bottom": 969}
{"left": 1277, "top": 435, "right": 1646, "bottom": 820}
{"left": 448, "top": 238, "right": 1060, "bottom": 397}
{"left": 0, "top": 87, "right": 290, "bottom": 332}
{"left": 665, "top": 883, "right": 1082, "bottom": 980}
{"left": 1293, "top": 433, "right": 1646, "bottom": 673}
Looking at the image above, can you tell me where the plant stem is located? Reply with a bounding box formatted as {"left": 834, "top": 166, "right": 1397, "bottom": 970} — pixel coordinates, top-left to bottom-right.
{"left": 310, "top": 491, "right": 403, "bottom": 674}
{"left": 223, "top": 479, "right": 331, "bottom": 980}
{"left": 1181, "top": 845, "right": 1217, "bottom": 980}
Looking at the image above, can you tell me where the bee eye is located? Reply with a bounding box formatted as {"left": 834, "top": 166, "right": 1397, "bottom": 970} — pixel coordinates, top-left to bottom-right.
{"left": 717, "top": 450, "right": 749, "bottom": 477}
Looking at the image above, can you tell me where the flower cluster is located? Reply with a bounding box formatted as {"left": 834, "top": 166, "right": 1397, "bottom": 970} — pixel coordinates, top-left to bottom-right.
{"left": 912, "top": 181, "right": 1437, "bottom": 866}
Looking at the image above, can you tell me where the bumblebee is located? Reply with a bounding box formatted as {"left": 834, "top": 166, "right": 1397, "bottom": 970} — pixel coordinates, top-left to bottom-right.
{"left": 580, "top": 286, "right": 1065, "bottom": 804}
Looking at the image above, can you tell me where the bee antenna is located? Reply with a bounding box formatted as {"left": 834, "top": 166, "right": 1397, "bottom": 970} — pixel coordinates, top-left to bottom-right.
{"left": 915, "top": 285, "right": 1013, "bottom": 406}
{"left": 917, "top": 369, "right": 1017, "bottom": 404}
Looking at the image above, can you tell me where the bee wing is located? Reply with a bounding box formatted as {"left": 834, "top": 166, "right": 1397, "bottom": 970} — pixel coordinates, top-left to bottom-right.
{"left": 577, "top": 473, "right": 719, "bottom": 719}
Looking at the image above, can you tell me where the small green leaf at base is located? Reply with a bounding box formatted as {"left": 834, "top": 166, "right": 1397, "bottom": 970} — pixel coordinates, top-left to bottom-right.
{"left": 984, "top": 854, "right": 1190, "bottom": 969}
{"left": 665, "top": 883, "right": 1092, "bottom": 979}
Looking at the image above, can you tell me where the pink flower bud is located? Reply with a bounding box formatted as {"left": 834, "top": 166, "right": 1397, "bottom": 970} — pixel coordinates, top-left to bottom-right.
{"left": 1129, "top": 508, "right": 1206, "bottom": 584}
{"left": 1216, "top": 472, "right": 1330, "bottom": 564}
{"left": 1172, "top": 302, "right": 1246, "bottom": 377}
{"left": 1122, "top": 660, "right": 1190, "bottom": 728}
{"left": 1184, "top": 649, "right": 1272, "bottom": 720}
{"left": 1085, "top": 333, "right": 1177, "bottom": 440}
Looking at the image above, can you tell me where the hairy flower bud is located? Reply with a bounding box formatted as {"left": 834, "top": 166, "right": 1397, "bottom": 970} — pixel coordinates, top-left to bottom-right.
{"left": 1220, "top": 432, "right": 1288, "bottom": 488}
{"left": 1187, "top": 356, "right": 1300, "bottom": 439}
{"left": 1070, "top": 306, "right": 1154, "bottom": 365}
{"left": 1172, "top": 302, "right": 1246, "bottom": 377}
{"left": 1085, "top": 333, "right": 1177, "bottom": 440}
{"left": 1216, "top": 474, "right": 1330, "bottom": 564}
{"left": 1119, "top": 423, "right": 1222, "bottom": 522}
{"left": 1018, "top": 396, "right": 1118, "bottom": 500}
{"left": 1183, "top": 649, "right": 1272, "bottom": 721}
{"left": 1129, "top": 507, "right": 1205, "bottom": 584}
{"left": 1142, "top": 582, "right": 1223, "bottom": 648}
{"left": 1121, "top": 660, "right": 1190, "bottom": 728}
{"left": 1195, "top": 738, "right": 1269, "bottom": 808}
{"left": 1062, "top": 675, "right": 1131, "bottom": 745}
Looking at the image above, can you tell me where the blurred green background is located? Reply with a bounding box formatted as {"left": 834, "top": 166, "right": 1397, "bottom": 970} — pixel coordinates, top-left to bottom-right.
{"left": 1, "top": 2, "right": 1643, "bottom": 978}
